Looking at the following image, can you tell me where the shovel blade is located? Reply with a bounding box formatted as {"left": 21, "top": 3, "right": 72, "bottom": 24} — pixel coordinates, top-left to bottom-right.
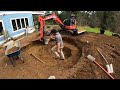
{"left": 106, "top": 64, "right": 114, "bottom": 73}
{"left": 106, "top": 65, "right": 111, "bottom": 73}
{"left": 110, "top": 64, "right": 114, "bottom": 73}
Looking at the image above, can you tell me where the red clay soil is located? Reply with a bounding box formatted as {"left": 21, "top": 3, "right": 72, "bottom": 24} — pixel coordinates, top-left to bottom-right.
{"left": 0, "top": 31, "right": 120, "bottom": 79}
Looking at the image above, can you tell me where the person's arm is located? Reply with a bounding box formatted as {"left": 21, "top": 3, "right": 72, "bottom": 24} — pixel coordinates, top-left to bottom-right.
{"left": 50, "top": 34, "right": 55, "bottom": 40}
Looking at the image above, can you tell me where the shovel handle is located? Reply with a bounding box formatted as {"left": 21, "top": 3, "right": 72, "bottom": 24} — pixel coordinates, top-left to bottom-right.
{"left": 93, "top": 60, "right": 114, "bottom": 79}
{"left": 97, "top": 48, "right": 109, "bottom": 64}
{"left": 30, "top": 53, "right": 45, "bottom": 64}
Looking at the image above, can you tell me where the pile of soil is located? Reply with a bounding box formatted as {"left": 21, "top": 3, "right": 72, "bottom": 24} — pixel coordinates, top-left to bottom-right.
{"left": 7, "top": 47, "right": 19, "bottom": 54}
{"left": 0, "top": 30, "right": 120, "bottom": 79}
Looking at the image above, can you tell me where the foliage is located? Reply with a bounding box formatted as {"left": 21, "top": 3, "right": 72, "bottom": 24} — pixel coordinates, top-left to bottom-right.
{"left": 33, "top": 11, "right": 120, "bottom": 34}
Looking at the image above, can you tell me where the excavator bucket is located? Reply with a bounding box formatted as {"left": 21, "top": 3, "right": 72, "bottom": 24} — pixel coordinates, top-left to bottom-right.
{"left": 77, "top": 29, "right": 86, "bottom": 34}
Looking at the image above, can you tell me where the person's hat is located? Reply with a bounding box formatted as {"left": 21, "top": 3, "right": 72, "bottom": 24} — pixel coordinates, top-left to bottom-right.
{"left": 50, "top": 29, "right": 58, "bottom": 34}
{"left": 71, "top": 14, "right": 75, "bottom": 17}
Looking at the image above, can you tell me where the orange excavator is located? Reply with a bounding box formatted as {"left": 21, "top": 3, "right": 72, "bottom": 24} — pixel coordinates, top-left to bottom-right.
{"left": 38, "top": 12, "right": 85, "bottom": 44}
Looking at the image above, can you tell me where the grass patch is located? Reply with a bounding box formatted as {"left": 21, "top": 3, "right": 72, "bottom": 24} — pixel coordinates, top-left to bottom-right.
{"left": 104, "top": 30, "right": 113, "bottom": 36}
{"left": 85, "top": 27, "right": 100, "bottom": 33}
{"left": 77, "top": 26, "right": 113, "bottom": 36}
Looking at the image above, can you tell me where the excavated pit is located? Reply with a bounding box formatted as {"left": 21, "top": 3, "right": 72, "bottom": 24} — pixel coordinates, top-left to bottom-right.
{"left": 21, "top": 36, "right": 82, "bottom": 70}
{"left": 6, "top": 36, "right": 82, "bottom": 79}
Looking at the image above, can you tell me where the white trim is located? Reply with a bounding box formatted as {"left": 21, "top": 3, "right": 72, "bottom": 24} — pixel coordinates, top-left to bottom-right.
{"left": 16, "top": 18, "right": 22, "bottom": 29}
{"left": 31, "top": 11, "right": 45, "bottom": 15}
{"left": 25, "top": 18, "right": 29, "bottom": 27}
{"left": 12, "top": 32, "right": 25, "bottom": 38}
{"left": 0, "top": 11, "right": 45, "bottom": 15}
{"left": 21, "top": 18, "right": 25, "bottom": 28}
{"left": 20, "top": 18, "right": 22, "bottom": 28}
{"left": 24, "top": 18, "right": 26, "bottom": 28}
{"left": 15, "top": 19, "right": 18, "bottom": 30}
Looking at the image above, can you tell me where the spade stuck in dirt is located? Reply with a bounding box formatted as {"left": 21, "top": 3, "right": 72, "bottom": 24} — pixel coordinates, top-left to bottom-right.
{"left": 97, "top": 48, "right": 114, "bottom": 73}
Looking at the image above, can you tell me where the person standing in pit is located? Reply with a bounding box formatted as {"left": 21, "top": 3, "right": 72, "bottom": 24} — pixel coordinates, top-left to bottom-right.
{"left": 50, "top": 29, "right": 65, "bottom": 60}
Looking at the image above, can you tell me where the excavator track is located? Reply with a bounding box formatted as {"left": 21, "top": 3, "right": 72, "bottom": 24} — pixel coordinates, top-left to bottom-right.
{"left": 59, "top": 29, "right": 84, "bottom": 36}
{"left": 59, "top": 30, "right": 74, "bottom": 36}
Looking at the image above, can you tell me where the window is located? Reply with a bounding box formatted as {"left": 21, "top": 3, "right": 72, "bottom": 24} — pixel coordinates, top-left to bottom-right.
{"left": 25, "top": 18, "right": 28, "bottom": 27}
{"left": 11, "top": 17, "right": 29, "bottom": 31}
{"left": 12, "top": 20, "right": 17, "bottom": 31}
{"left": 21, "top": 18, "right": 25, "bottom": 28}
{"left": 0, "top": 22, "right": 4, "bottom": 36}
{"left": 16, "top": 19, "right": 21, "bottom": 29}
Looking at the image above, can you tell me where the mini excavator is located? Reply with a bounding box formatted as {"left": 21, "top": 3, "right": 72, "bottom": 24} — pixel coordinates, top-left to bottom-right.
{"left": 38, "top": 12, "right": 85, "bottom": 44}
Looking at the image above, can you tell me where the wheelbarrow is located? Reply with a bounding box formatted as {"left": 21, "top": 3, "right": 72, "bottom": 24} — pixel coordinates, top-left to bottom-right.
{"left": 4, "top": 40, "right": 24, "bottom": 67}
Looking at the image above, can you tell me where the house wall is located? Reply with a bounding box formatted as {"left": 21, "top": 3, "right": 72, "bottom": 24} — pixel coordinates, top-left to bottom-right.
{"left": 0, "top": 13, "right": 34, "bottom": 44}
{"left": 1, "top": 13, "right": 34, "bottom": 37}
{"left": 0, "top": 20, "right": 6, "bottom": 45}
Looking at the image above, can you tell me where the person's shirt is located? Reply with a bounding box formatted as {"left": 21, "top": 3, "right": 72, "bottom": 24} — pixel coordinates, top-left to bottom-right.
{"left": 55, "top": 32, "right": 63, "bottom": 47}
{"left": 70, "top": 17, "right": 76, "bottom": 25}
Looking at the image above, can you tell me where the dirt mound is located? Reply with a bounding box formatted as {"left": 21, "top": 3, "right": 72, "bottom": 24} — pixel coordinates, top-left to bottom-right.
{"left": 0, "top": 31, "right": 120, "bottom": 79}
{"left": 68, "top": 32, "right": 120, "bottom": 79}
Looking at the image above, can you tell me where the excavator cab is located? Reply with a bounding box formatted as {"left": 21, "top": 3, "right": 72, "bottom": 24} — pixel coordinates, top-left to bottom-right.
{"left": 63, "top": 13, "right": 76, "bottom": 26}
{"left": 62, "top": 17, "right": 77, "bottom": 33}
{"left": 63, "top": 14, "right": 77, "bottom": 31}
{"left": 63, "top": 19, "right": 75, "bottom": 26}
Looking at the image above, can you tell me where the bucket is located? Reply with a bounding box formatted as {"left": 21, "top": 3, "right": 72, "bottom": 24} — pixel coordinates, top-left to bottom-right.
{"left": 4, "top": 40, "right": 20, "bottom": 55}
{"left": 44, "top": 37, "right": 50, "bottom": 45}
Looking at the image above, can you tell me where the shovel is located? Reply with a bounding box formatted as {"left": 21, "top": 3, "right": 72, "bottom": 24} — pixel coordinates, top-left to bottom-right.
{"left": 97, "top": 48, "right": 113, "bottom": 73}
{"left": 87, "top": 55, "right": 114, "bottom": 79}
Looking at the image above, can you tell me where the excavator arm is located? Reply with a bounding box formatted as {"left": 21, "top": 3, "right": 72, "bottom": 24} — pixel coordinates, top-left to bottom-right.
{"left": 38, "top": 13, "right": 64, "bottom": 41}
{"left": 43, "top": 13, "right": 64, "bottom": 26}
{"left": 38, "top": 15, "right": 44, "bottom": 41}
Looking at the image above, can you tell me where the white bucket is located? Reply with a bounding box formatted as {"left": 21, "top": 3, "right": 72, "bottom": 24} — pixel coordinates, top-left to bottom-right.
{"left": 44, "top": 37, "right": 50, "bottom": 45}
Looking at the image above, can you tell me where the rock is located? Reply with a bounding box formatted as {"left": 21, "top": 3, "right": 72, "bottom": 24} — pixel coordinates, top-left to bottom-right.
{"left": 48, "top": 76, "right": 56, "bottom": 79}
{"left": 73, "top": 74, "right": 76, "bottom": 77}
